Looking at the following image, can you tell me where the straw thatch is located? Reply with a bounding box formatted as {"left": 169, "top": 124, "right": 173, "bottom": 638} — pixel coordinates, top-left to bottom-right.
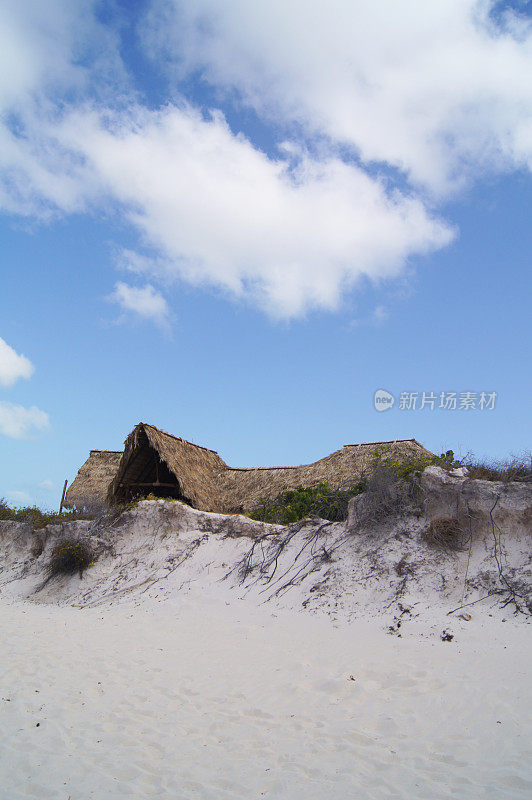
{"left": 64, "top": 450, "right": 123, "bottom": 511}
{"left": 69, "top": 422, "right": 434, "bottom": 515}
{"left": 107, "top": 423, "right": 227, "bottom": 509}
{"left": 217, "top": 438, "right": 434, "bottom": 513}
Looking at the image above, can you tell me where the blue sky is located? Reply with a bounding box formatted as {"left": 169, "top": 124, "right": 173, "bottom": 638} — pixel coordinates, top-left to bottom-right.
{"left": 0, "top": 0, "right": 530, "bottom": 509}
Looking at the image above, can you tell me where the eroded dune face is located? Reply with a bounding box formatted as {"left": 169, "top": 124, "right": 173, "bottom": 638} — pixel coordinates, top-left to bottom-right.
{"left": 1, "top": 467, "right": 530, "bottom": 617}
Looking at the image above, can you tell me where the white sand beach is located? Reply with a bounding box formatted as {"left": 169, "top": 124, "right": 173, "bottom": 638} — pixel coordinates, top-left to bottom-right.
{"left": 1, "top": 589, "right": 531, "bottom": 799}
{"left": 1, "top": 470, "right": 531, "bottom": 799}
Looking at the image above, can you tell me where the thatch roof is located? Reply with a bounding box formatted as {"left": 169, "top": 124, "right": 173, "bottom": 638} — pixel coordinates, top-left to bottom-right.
{"left": 217, "top": 438, "right": 433, "bottom": 513}
{"left": 64, "top": 450, "right": 123, "bottom": 510}
{"left": 107, "top": 423, "right": 227, "bottom": 509}
{"left": 68, "top": 423, "right": 433, "bottom": 515}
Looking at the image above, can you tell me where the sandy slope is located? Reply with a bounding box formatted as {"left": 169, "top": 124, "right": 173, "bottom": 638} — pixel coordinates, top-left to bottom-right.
{"left": 1, "top": 470, "right": 531, "bottom": 799}
{"left": 1, "top": 592, "right": 531, "bottom": 800}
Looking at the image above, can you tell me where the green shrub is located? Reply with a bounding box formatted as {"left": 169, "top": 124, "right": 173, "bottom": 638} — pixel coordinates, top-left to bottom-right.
{"left": 247, "top": 480, "right": 368, "bottom": 525}
{"left": 0, "top": 498, "right": 12, "bottom": 520}
{"left": 369, "top": 448, "right": 458, "bottom": 482}
{"left": 370, "top": 448, "right": 531, "bottom": 484}
{"left": 0, "top": 499, "right": 90, "bottom": 528}
{"left": 49, "top": 538, "right": 95, "bottom": 577}
{"left": 246, "top": 450, "right": 461, "bottom": 526}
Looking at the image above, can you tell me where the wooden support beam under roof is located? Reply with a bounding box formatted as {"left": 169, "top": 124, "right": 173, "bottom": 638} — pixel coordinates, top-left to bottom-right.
{"left": 119, "top": 482, "right": 178, "bottom": 488}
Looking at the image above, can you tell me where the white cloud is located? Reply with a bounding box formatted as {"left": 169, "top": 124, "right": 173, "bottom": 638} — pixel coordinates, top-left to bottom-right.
{"left": 108, "top": 281, "right": 171, "bottom": 327}
{"left": 0, "top": 402, "right": 50, "bottom": 439}
{"left": 0, "top": 339, "right": 49, "bottom": 439}
{"left": 0, "top": 1, "right": 528, "bottom": 319}
{"left": 38, "top": 479, "right": 55, "bottom": 491}
{"left": 0, "top": 2, "right": 456, "bottom": 319}
{"left": 144, "top": 0, "right": 532, "bottom": 194}
{"left": 0, "top": 0, "right": 124, "bottom": 217}
{"left": 0, "top": 337, "right": 34, "bottom": 387}
{"left": 58, "top": 105, "right": 453, "bottom": 317}
{"left": 0, "top": 0, "right": 125, "bottom": 111}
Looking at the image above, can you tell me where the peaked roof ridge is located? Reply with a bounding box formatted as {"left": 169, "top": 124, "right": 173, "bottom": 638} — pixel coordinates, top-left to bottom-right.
{"left": 139, "top": 422, "right": 221, "bottom": 456}
{"left": 223, "top": 438, "right": 426, "bottom": 473}
{"left": 90, "top": 449, "right": 123, "bottom": 454}
{"left": 342, "top": 437, "right": 421, "bottom": 447}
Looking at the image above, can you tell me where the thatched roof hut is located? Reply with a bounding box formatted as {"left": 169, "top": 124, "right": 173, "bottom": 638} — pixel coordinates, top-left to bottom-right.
{"left": 108, "top": 423, "right": 227, "bottom": 509}
{"left": 64, "top": 450, "right": 123, "bottom": 511}
{"left": 66, "top": 422, "right": 433, "bottom": 514}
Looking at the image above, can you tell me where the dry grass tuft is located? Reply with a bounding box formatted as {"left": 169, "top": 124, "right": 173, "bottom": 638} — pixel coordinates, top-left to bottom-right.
{"left": 464, "top": 454, "right": 531, "bottom": 483}
{"left": 424, "top": 517, "right": 465, "bottom": 551}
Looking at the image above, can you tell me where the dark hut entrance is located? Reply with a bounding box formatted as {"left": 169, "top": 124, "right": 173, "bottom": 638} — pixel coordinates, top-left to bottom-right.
{"left": 115, "top": 430, "right": 190, "bottom": 503}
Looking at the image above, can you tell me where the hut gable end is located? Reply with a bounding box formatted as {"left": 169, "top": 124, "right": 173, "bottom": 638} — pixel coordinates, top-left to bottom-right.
{"left": 107, "top": 423, "right": 228, "bottom": 510}
{"left": 64, "top": 450, "right": 123, "bottom": 511}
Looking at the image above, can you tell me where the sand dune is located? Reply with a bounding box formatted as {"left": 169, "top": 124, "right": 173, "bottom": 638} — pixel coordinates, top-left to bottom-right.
{"left": 1, "top": 469, "right": 531, "bottom": 798}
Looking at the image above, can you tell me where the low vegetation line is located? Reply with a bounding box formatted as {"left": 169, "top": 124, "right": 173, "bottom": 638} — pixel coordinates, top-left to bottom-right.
{"left": 244, "top": 450, "right": 531, "bottom": 525}
{"left": 1, "top": 451, "right": 529, "bottom": 529}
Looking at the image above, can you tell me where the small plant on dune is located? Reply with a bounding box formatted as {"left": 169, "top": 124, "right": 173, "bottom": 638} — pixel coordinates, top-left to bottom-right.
{"left": 48, "top": 538, "right": 95, "bottom": 578}
{"left": 423, "top": 517, "right": 465, "bottom": 551}
{"left": 374, "top": 448, "right": 531, "bottom": 484}
{"left": 352, "top": 448, "right": 463, "bottom": 523}
{"left": 0, "top": 498, "right": 11, "bottom": 520}
{"left": 247, "top": 480, "right": 368, "bottom": 525}
{"left": 463, "top": 454, "right": 531, "bottom": 483}
{"left": 370, "top": 448, "right": 458, "bottom": 482}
